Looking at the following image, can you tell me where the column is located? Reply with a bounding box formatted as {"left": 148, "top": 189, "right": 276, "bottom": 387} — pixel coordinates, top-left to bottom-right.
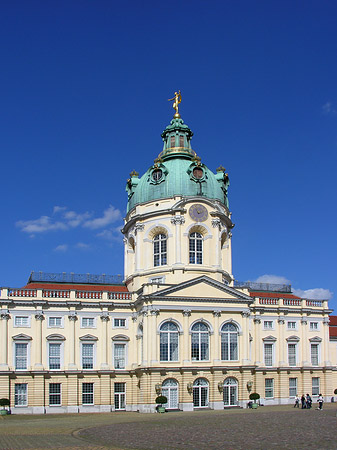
{"left": 100, "top": 313, "right": 110, "bottom": 370}
{"left": 135, "top": 223, "right": 144, "bottom": 272}
{"left": 301, "top": 317, "right": 309, "bottom": 366}
{"left": 253, "top": 316, "right": 261, "bottom": 365}
{"left": 323, "top": 318, "right": 331, "bottom": 365}
{"left": 278, "top": 317, "right": 285, "bottom": 366}
{"left": 150, "top": 308, "right": 159, "bottom": 364}
{"left": 211, "top": 219, "right": 221, "bottom": 268}
{"left": 182, "top": 309, "right": 191, "bottom": 364}
{"left": 68, "top": 314, "right": 78, "bottom": 369}
{"left": 34, "top": 312, "right": 44, "bottom": 370}
{"left": 0, "top": 312, "right": 10, "bottom": 370}
{"left": 212, "top": 310, "right": 221, "bottom": 364}
{"left": 123, "top": 237, "right": 128, "bottom": 279}
{"left": 141, "top": 311, "right": 148, "bottom": 365}
{"left": 241, "top": 310, "right": 250, "bottom": 365}
{"left": 171, "top": 216, "right": 185, "bottom": 265}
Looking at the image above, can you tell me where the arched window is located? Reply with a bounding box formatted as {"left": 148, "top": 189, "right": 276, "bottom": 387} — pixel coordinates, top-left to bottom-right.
{"left": 189, "top": 232, "right": 203, "bottom": 264}
{"left": 162, "top": 379, "right": 179, "bottom": 409}
{"left": 191, "top": 322, "right": 209, "bottom": 361}
{"left": 153, "top": 234, "right": 167, "bottom": 266}
{"left": 223, "top": 377, "right": 238, "bottom": 407}
{"left": 193, "top": 378, "right": 209, "bottom": 408}
{"left": 160, "top": 322, "right": 179, "bottom": 361}
{"left": 221, "top": 323, "right": 238, "bottom": 361}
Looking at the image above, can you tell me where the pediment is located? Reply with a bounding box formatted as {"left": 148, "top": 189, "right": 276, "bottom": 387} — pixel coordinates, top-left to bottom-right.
{"left": 309, "top": 336, "right": 322, "bottom": 342}
{"left": 12, "top": 333, "right": 32, "bottom": 341}
{"left": 286, "top": 335, "right": 300, "bottom": 342}
{"left": 112, "top": 334, "right": 130, "bottom": 341}
{"left": 148, "top": 276, "right": 252, "bottom": 304}
{"left": 79, "top": 334, "right": 98, "bottom": 341}
{"left": 46, "top": 333, "right": 66, "bottom": 341}
{"left": 262, "top": 335, "right": 277, "bottom": 342}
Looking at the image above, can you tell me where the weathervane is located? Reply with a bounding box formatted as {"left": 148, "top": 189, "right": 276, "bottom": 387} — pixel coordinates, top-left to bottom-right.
{"left": 168, "top": 90, "right": 182, "bottom": 118}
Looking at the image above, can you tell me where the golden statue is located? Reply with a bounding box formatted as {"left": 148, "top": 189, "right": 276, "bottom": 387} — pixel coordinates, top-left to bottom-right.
{"left": 168, "top": 90, "right": 182, "bottom": 117}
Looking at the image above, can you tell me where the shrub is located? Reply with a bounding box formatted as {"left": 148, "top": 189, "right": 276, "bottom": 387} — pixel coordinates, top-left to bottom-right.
{"left": 334, "top": 388, "right": 337, "bottom": 395}
{"left": 155, "top": 395, "right": 168, "bottom": 405}
{"left": 0, "top": 398, "right": 10, "bottom": 408}
{"left": 249, "top": 393, "right": 260, "bottom": 402}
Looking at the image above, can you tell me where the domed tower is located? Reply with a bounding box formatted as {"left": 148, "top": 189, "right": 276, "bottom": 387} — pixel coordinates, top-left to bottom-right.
{"left": 122, "top": 105, "right": 234, "bottom": 291}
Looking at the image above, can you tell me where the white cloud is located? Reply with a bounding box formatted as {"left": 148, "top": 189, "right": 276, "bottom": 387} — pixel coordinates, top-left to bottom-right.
{"left": 75, "top": 242, "right": 91, "bottom": 250}
{"left": 96, "top": 226, "right": 123, "bottom": 242}
{"left": 53, "top": 206, "right": 67, "bottom": 214}
{"left": 64, "top": 211, "right": 92, "bottom": 228}
{"left": 254, "top": 274, "right": 291, "bottom": 285}
{"left": 322, "top": 102, "right": 336, "bottom": 114}
{"left": 83, "top": 205, "right": 121, "bottom": 230}
{"left": 293, "top": 288, "right": 333, "bottom": 300}
{"left": 16, "top": 216, "right": 68, "bottom": 234}
{"left": 54, "top": 244, "right": 68, "bottom": 252}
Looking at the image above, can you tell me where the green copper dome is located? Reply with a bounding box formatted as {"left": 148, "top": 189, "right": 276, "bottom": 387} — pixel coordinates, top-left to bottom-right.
{"left": 126, "top": 117, "right": 229, "bottom": 212}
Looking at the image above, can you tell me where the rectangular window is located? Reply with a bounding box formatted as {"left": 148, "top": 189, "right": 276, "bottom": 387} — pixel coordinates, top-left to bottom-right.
{"left": 311, "top": 344, "right": 319, "bottom": 365}
{"left": 82, "top": 343, "right": 94, "bottom": 369}
{"left": 14, "top": 316, "right": 29, "bottom": 327}
{"left": 49, "top": 343, "right": 61, "bottom": 370}
{"left": 289, "top": 378, "right": 297, "bottom": 397}
{"left": 310, "top": 322, "right": 319, "bottom": 331}
{"left": 264, "top": 343, "right": 273, "bottom": 366}
{"left": 82, "top": 317, "right": 95, "bottom": 328}
{"left": 114, "top": 382, "right": 126, "bottom": 410}
{"left": 288, "top": 344, "right": 297, "bottom": 366}
{"left": 48, "top": 317, "right": 62, "bottom": 327}
{"left": 170, "top": 135, "right": 175, "bottom": 147}
{"left": 15, "top": 343, "right": 28, "bottom": 370}
{"left": 179, "top": 135, "right": 184, "bottom": 147}
{"left": 49, "top": 383, "right": 61, "bottom": 406}
{"left": 263, "top": 321, "right": 273, "bottom": 330}
{"left": 114, "top": 344, "right": 126, "bottom": 369}
{"left": 312, "top": 377, "right": 320, "bottom": 396}
{"left": 114, "top": 318, "right": 126, "bottom": 328}
{"left": 287, "top": 321, "right": 296, "bottom": 330}
{"left": 265, "top": 378, "right": 274, "bottom": 398}
{"left": 82, "top": 383, "right": 94, "bottom": 405}
{"left": 14, "top": 383, "right": 27, "bottom": 406}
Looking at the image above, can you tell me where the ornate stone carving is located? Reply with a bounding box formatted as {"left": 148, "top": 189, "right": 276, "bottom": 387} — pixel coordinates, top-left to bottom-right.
{"left": 131, "top": 313, "right": 138, "bottom": 322}
{"left": 278, "top": 317, "right": 285, "bottom": 324}
{"left": 212, "top": 309, "right": 221, "bottom": 317}
{"left": 68, "top": 314, "right": 78, "bottom": 321}
{"left": 135, "top": 222, "right": 145, "bottom": 234}
{"left": 253, "top": 316, "right": 261, "bottom": 324}
{"left": 171, "top": 216, "right": 185, "bottom": 225}
{"left": 301, "top": 318, "right": 308, "bottom": 325}
{"left": 35, "top": 313, "right": 45, "bottom": 321}
{"left": 241, "top": 310, "right": 251, "bottom": 318}
{"left": 182, "top": 309, "right": 191, "bottom": 317}
{"left": 0, "top": 313, "right": 10, "bottom": 320}
{"left": 323, "top": 318, "right": 330, "bottom": 325}
{"left": 211, "top": 218, "right": 221, "bottom": 229}
{"left": 150, "top": 308, "right": 160, "bottom": 316}
{"left": 100, "top": 314, "right": 110, "bottom": 322}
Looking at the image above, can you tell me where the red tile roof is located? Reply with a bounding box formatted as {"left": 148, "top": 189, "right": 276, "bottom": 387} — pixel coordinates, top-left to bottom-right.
{"left": 23, "top": 282, "right": 129, "bottom": 292}
{"left": 249, "top": 291, "right": 301, "bottom": 299}
{"left": 329, "top": 315, "right": 337, "bottom": 326}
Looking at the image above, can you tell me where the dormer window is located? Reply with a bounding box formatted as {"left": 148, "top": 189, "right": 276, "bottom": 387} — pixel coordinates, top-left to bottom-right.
{"left": 170, "top": 136, "right": 175, "bottom": 147}
{"left": 193, "top": 167, "right": 203, "bottom": 179}
{"left": 179, "top": 135, "right": 184, "bottom": 147}
{"left": 152, "top": 169, "right": 163, "bottom": 182}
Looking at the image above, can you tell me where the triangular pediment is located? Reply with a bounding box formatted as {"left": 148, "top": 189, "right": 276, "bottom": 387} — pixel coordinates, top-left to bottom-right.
{"left": 79, "top": 334, "right": 98, "bottom": 341}
{"left": 146, "top": 276, "right": 252, "bottom": 304}
{"left": 309, "top": 336, "right": 322, "bottom": 342}
{"left": 12, "top": 333, "right": 32, "bottom": 340}
{"left": 262, "top": 335, "right": 277, "bottom": 342}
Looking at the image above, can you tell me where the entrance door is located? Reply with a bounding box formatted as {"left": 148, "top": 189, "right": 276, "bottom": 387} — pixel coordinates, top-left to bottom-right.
{"left": 162, "top": 379, "right": 179, "bottom": 409}
{"left": 223, "top": 377, "right": 238, "bottom": 407}
{"left": 193, "top": 378, "right": 209, "bottom": 408}
{"left": 114, "top": 382, "right": 126, "bottom": 410}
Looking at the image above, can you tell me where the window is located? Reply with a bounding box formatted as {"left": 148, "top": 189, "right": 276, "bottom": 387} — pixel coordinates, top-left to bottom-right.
{"left": 161, "top": 379, "right": 179, "bottom": 409}
{"left": 223, "top": 377, "right": 238, "bottom": 407}
{"left": 189, "top": 232, "right": 203, "bottom": 264}
{"left": 264, "top": 343, "right": 273, "bottom": 367}
{"left": 114, "top": 344, "right": 126, "bottom": 369}
{"left": 287, "top": 321, "right": 296, "bottom": 330}
{"left": 81, "top": 317, "right": 95, "bottom": 328}
{"left": 82, "top": 383, "right": 94, "bottom": 405}
{"left": 263, "top": 320, "right": 273, "bottom": 330}
{"left": 193, "top": 378, "right": 209, "bottom": 408}
{"left": 265, "top": 378, "right": 274, "bottom": 398}
{"left": 153, "top": 234, "right": 167, "bottom": 267}
{"left": 49, "top": 343, "right": 61, "bottom": 370}
{"left": 312, "top": 377, "right": 320, "bottom": 396}
{"left": 82, "top": 343, "right": 94, "bottom": 369}
{"left": 288, "top": 344, "right": 297, "bottom": 366}
{"left": 114, "top": 318, "right": 126, "bottom": 328}
{"left": 221, "top": 323, "right": 238, "bottom": 361}
{"left": 160, "top": 322, "right": 179, "bottom": 362}
{"left": 289, "top": 378, "right": 297, "bottom": 397}
{"left": 191, "top": 322, "right": 209, "bottom": 361}
{"left": 152, "top": 169, "right": 163, "bottom": 182}
{"left": 15, "top": 343, "right": 28, "bottom": 370}
{"left": 14, "top": 316, "right": 29, "bottom": 327}
{"left": 150, "top": 277, "right": 164, "bottom": 284}
{"left": 179, "top": 135, "right": 184, "bottom": 147}
{"left": 170, "top": 135, "right": 175, "bottom": 147}
{"left": 310, "top": 322, "right": 319, "bottom": 331}
{"left": 114, "top": 383, "right": 126, "bottom": 410}
{"left": 49, "top": 383, "right": 61, "bottom": 406}
{"left": 48, "top": 317, "right": 62, "bottom": 328}
{"left": 311, "top": 344, "right": 319, "bottom": 366}
{"left": 14, "top": 383, "right": 27, "bottom": 406}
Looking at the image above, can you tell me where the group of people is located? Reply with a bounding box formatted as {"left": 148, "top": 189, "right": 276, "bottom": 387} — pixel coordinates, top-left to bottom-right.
{"left": 294, "top": 394, "right": 324, "bottom": 410}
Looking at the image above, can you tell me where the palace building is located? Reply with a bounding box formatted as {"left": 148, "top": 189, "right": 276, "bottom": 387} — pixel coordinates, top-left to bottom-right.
{"left": 0, "top": 106, "right": 336, "bottom": 413}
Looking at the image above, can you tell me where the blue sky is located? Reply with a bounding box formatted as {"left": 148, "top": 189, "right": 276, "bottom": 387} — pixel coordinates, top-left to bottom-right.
{"left": 1, "top": 1, "right": 336, "bottom": 310}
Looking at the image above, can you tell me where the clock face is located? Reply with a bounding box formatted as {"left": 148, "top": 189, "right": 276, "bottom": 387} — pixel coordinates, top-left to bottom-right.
{"left": 189, "top": 204, "right": 208, "bottom": 222}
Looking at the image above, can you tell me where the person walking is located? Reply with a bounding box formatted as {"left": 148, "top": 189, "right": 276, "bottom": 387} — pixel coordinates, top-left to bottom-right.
{"left": 294, "top": 394, "right": 300, "bottom": 408}
{"left": 306, "top": 394, "right": 312, "bottom": 409}
{"left": 317, "top": 394, "right": 324, "bottom": 410}
{"left": 301, "top": 394, "right": 306, "bottom": 409}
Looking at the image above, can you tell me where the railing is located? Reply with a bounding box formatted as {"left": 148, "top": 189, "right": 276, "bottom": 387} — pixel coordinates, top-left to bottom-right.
{"left": 259, "top": 298, "right": 279, "bottom": 305}
{"left": 76, "top": 291, "right": 102, "bottom": 299}
{"left": 29, "top": 271, "right": 124, "bottom": 285}
{"left": 306, "top": 300, "right": 323, "bottom": 307}
{"left": 234, "top": 281, "right": 291, "bottom": 293}
{"left": 8, "top": 289, "right": 37, "bottom": 297}
{"left": 283, "top": 299, "right": 302, "bottom": 306}
{"left": 43, "top": 290, "right": 70, "bottom": 298}
{"left": 108, "top": 292, "right": 132, "bottom": 300}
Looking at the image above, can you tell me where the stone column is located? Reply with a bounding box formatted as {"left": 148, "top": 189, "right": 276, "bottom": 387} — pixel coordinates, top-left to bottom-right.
{"left": 182, "top": 309, "right": 191, "bottom": 364}
{"left": 211, "top": 219, "right": 221, "bottom": 268}
{"left": 278, "top": 317, "right": 285, "bottom": 366}
{"left": 301, "top": 317, "right": 309, "bottom": 366}
{"left": 212, "top": 310, "right": 221, "bottom": 364}
{"left": 253, "top": 316, "right": 261, "bottom": 365}
{"left": 135, "top": 223, "right": 144, "bottom": 272}
{"left": 171, "top": 216, "right": 185, "bottom": 264}
{"left": 68, "top": 314, "right": 78, "bottom": 369}
{"left": 100, "top": 313, "right": 110, "bottom": 370}
{"left": 123, "top": 237, "right": 128, "bottom": 279}
{"left": 241, "top": 310, "right": 250, "bottom": 365}
{"left": 141, "top": 311, "right": 148, "bottom": 366}
{"left": 323, "top": 318, "right": 331, "bottom": 365}
{"left": 150, "top": 308, "right": 159, "bottom": 364}
{"left": 34, "top": 312, "right": 45, "bottom": 370}
{"left": 0, "top": 312, "right": 10, "bottom": 370}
